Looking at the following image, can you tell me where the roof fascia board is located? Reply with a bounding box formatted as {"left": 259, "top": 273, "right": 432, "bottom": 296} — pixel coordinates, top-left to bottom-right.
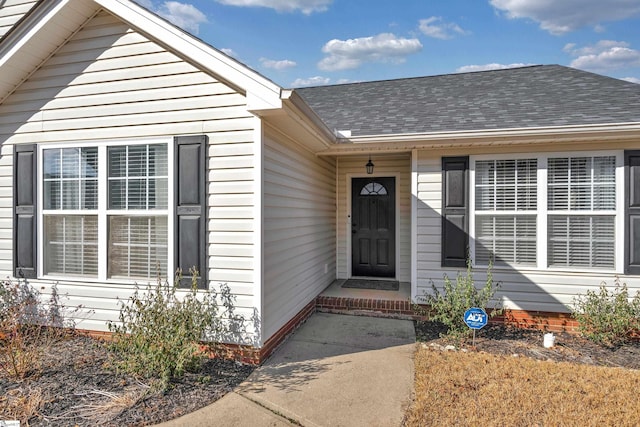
{"left": 318, "top": 122, "right": 640, "bottom": 155}
{"left": 0, "top": 0, "right": 97, "bottom": 104}
{"left": 0, "top": 0, "right": 46, "bottom": 44}
{"left": 0, "top": 0, "right": 70, "bottom": 67}
{"left": 94, "top": 0, "right": 282, "bottom": 110}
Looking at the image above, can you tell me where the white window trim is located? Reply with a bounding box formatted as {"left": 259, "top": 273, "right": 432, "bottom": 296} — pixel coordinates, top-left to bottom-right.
{"left": 470, "top": 150, "right": 623, "bottom": 274}
{"left": 37, "top": 137, "right": 174, "bottom": 284}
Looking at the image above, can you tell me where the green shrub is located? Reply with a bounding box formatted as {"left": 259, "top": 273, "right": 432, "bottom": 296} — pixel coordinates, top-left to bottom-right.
{"left": 420, "top": 260, "right": 502, "bottom": 340}
{"left": 572, "top": 279, "right": 640, "bottom": 348}
{"left": 107, "top": 269, "right": 241, "bottom": 390}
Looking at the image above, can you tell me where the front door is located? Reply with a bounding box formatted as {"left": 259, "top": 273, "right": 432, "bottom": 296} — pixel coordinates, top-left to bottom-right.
{"left": 351, "top": 177, "right": 395, "bottom": 277}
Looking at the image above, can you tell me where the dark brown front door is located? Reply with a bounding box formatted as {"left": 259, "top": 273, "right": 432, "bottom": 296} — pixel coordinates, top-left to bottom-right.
{"left": 351, "top": 177, "right": 395, "bottom": 277}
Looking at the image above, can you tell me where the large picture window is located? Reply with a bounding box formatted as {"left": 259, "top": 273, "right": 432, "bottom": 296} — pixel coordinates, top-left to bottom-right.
{"left": 42, "top": 142, "right": 169, "bottom": 280}
{"left": 471, "top": 153, "right": 619, "bottom": 271}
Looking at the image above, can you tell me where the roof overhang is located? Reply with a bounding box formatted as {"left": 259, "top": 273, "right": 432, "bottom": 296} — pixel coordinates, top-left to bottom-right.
{"left": 316, "top": 122, "right": 640, "bottom": 156}
{"left": 255, "top": 89, "right": 336, "bottom": 152}
{"left": 0, "top": 0, "right": 283, "bottom": 110}
{"left": 0, "top": 0, "right": 98, "bottom": 104}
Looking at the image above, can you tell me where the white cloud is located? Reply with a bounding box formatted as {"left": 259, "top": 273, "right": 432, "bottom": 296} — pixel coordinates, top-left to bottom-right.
{"left": 594, "top": 24, "right": 606, "bottom": 33}
{"left": 456, "top": 63, "right": 534, "bottom": 73}
{"left": 134, "top": 1, "right": 207, "bottom": 34}
{"left": 623, "top": 77, "right": 640, "bottom": 84}
{"left": 260, "top": 58, "right": 297, "bottom": 70}
{"left": 221, "top": 48, "right": 238, "bottom": 57}
{"left": 336, "top": 78, "right": 360, "bottom": 84}
{"left": 318, "top": 33, "right": 422, "bottom": 71}
{"left": 290, "top": 76, "right": 331, "bottom": 87}
{"left": 418, "top": 17, "right": 468, "bottom": 39}
{"left": 490, "top": 0, "right": 640, "bottom": 35}
{"left": 215, "top": 0, "right": 332, "bottom": 14}
{"left": 565, "top": 40, "right": 640, "bottom": 72}
{"left": 157, "top": 1, "right": 207, "bottom": 34}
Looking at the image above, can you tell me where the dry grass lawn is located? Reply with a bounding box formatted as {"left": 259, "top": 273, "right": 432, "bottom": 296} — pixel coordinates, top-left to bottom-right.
{"left": 405, "top": 346, "right": 640, "bottom": 426}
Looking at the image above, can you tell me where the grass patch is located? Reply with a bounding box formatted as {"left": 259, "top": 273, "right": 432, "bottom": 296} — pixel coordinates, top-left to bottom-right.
{"left": 405, "top": 346, "right": 640, "bottom": 426}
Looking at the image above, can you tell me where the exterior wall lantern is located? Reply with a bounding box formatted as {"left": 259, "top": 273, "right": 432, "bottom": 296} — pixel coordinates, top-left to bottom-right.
{"left": 366, "top": 155, "right": 374, "bottom": 174}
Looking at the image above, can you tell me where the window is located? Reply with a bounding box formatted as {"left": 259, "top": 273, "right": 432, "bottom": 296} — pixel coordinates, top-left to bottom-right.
{"left": 43, "top": 148, "right": 99, "bottom": 276}
{"left": 42, "top": 142, "right": 169, "bottom": 280}
{"left": 471, "top": 153, "right": 620, "bottom": 271}
{"left": 107, "top": 144, "right": 168, "bottom": 278}
{"left": 474, "top": 159, "right": 537, "bottom": 266}
{"left": 360, "top": 181, "right": 388, "bottom": 196}
{"left": 547, "top": 156, "right": 616, "bottom": 268}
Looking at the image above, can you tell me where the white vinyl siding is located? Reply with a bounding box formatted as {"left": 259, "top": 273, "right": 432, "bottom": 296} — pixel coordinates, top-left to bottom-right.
{"left": 336, "top": 155, "right": 411, "bottom": 282}
{"left": 0, "top": 11, "right": 259, "bottom": 339}
{"left": 263, "top": 129, "right": 336, "bottom": 341}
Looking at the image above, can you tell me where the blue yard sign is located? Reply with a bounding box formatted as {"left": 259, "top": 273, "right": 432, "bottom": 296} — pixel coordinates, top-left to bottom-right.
{"left": 464, "top": 307, "right": 488, "bottom": 330}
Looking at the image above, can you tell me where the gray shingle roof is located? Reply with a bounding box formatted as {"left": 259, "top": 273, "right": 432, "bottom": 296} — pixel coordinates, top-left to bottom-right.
{"left": 295, "top": 65, "right": 640, "bottom": 137}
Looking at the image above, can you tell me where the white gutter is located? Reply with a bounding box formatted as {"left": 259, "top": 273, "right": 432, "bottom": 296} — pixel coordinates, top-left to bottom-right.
{"left": 318, "top": 122, "right": 640, "bottom": 155}
{"left": 275, "top": 89, "right": 337, "bottom": 148}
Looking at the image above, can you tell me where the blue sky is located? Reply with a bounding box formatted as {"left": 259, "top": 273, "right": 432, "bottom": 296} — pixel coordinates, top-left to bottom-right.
{"left": 135, "top": 0, "right": 640, "bottom": 87}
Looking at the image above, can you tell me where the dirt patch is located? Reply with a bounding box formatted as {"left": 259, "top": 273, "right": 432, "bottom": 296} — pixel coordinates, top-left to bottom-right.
{"left": 0, "top": 334, "right": 254, "bottom": 426}
{"left": 415, "top": 320, "right": 640, "bottom": 369}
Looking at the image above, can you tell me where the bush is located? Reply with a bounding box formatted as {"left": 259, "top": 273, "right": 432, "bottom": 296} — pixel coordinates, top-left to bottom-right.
{"left": 108, "top": 269, "right": 241, "bottom": 390}
{"left": 420, "top": 261, "right": 502, "bottom": 340}
{"left": 572, "top": 279, "right": 640, "bottom": 348}
{"left": 1, "top": 279, "right": 75, "bottom": 379}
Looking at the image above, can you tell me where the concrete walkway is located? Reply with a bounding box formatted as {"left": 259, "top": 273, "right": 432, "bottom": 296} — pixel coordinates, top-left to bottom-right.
{"left": 157, "top": 312, "right": 416, "bottom": 426}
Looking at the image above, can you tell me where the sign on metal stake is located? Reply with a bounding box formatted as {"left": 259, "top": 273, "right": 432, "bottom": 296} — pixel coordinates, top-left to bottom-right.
{"left": 464, "top": 307, "right": 488, "bottom": 347}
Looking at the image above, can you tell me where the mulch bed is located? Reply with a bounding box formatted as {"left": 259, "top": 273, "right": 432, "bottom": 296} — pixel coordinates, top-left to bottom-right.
{"left": 415, "top": 321, "right": 640, "bottom": 369}
{"left": 0, "top": 334, "right": 254, "bottom": 426}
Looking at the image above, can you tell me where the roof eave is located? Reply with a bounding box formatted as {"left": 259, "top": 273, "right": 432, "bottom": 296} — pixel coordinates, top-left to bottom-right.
{"left": 317, "top": 122, "right": 640, "bottom": 155}
{"left": 254, "top": 90, "right": 336, "bottom": 152}
{"left": 0, "top": 0, "right": 284, "bottom": 110}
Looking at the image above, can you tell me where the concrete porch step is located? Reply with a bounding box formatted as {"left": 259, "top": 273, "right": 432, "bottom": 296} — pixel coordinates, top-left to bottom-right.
{"left": 315, "top": 294, "right": 420, "bottom": 320}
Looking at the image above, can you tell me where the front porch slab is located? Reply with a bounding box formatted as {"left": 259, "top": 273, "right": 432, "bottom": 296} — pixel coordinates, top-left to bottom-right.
{"left": 316, "top": 279, "right": 416, "bottom": 319}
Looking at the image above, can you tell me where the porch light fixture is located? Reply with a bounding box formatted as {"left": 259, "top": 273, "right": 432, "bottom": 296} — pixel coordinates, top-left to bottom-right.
{"left": 366, "top": 156, "right": 374, "bottom": 174}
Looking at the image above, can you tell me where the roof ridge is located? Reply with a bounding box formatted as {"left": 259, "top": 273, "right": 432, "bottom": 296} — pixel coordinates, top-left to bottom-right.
{"left": 294, "top": 64, "right": 550, "bottom": 91}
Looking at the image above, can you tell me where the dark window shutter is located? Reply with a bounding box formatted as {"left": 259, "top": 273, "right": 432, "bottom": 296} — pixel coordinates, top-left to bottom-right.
{"left": 13, "top": 144, "right": 37, "bottom": 279}
{"left": 175, "top": 135, "right": 207, "bottom": 288}
{"left": 442, "top": 156, "right": 469, "bottom": 267}
{"left": 625, "top": 151, "right": 640, "bottom": 274}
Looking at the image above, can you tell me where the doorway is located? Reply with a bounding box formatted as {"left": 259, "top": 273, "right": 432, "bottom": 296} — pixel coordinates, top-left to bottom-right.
{"left": 351, "top": 177, "right": 396, "bottom": 277}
